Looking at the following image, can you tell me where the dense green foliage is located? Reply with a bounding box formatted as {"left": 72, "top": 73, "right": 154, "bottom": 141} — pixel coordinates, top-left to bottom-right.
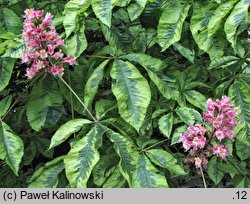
{"left": 0, "top": 0, "right": 250, "bottom": 188}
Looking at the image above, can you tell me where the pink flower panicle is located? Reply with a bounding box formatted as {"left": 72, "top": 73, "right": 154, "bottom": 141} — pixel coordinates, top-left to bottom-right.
{"left": 180, "top": 96, "right": 238, "bottom": 171}
{"left": 21, "top": 8, "right": 77, "bottom": 79}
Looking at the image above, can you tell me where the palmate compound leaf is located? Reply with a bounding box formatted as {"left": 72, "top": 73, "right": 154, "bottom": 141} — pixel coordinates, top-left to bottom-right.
{"left": 84, "top": 60, "right": 110, "bottom": 108}
{"left": 110, "top": 60, "right": 151, "bottom": 131}
{"left": 0, "top": 121, "right": 24, "bottom": 175}
{"left": 49, "top": 119, "right": 93, "bottom": 149}
{"left": 146, "top": 149, "right": 186, "bottom": 176}
{"left": 106, "top": 128, "right": 169, "bottom": 187}
{"left": 64, "top": 125, "right": 105, "bottom": 188}
{"left": 26, "top": 75, "right": 63, "bottom": 131}
{"left": 92, "top": 0, "right": 118, "bottom": 28}
{"left": 224, "top": 0, "right": 250, "bottom": 55}
{"left": 28, "top": 156, "right": 64, "bottom": 188}
{"left": 157, "top": 0, "right": 191, "bottom": 51}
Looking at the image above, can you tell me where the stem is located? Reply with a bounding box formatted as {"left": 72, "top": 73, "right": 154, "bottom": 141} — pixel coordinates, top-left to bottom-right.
{"left": 140, "top": 138, "right": 168, "bottom": 153}
{"left": 59, "top": 77, "right": 98, "bottom": 123}
{"left": 67, "top": 71, "right": 76, "bottom": 137}
{"left": 1, "top": 73, "right": 43, "bottom": 121}
{"left": 200, "top": 166, "right": 207, "bottom": 188}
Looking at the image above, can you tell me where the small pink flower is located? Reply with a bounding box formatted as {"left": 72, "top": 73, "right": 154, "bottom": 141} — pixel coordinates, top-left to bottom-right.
{"left": 56, "top": 39, "right": 64, "bottom": 47}
{"left": 21, "top": 52, "right": 29, "bottom": 63}
{"left": 47, "top": 44, "right": 54, "bottom": 55}
{"left": 182, "top": 140, "right": 192, "bottom": 152}
{"left": 63, "top": 56, "right": 77, "bottom": 65}
{"left": 215, "top": 130, "right": 225, "bottom": 141}
{"left": 52, "top": 50, "right": 64, "bottom": 60}
{"left": 24, "top": 8, "right": 35, "bottom": 19}
{"left": 49, "top": 65, "right": 64, "bottom": 77}
{"left": 39, "top": 49, "right": 48, "bottom": 59}
{"left": 219, "top": 146, "right": 229, "bottom": 159}
{"left": 26, "top": 67, "right": 38, "bottom": 79}
{"left": 213, "top": 145, "right": 229, "bottom": 159}
{"left": 34, "top": 10, "right": 44, "bottom": 20}
{"left": 195, "top": 157, "right": 202, "bottom": 169}
{"left": 42, "top": 13, "right": 52, "bottom": 27}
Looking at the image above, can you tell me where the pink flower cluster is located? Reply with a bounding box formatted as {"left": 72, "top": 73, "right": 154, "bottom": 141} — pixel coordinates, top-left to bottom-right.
{"left": 21, "top": 8, "right": 76, "bottom": 79}
{"left": 180, "top": 96, "right": 238, "bottom": 170}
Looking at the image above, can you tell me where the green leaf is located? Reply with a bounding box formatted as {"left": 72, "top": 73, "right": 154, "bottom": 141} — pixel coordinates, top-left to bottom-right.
{"left": 106, "top": 128, "right": 168, "bottom": 187}
{"left": 23, "top": 141, "right": 36, "bottom": 166}
{"left": 28, "top": 156, "right": 64, "bottom": 188}
{"left": 111, "top": 60, "right": 151, "bottom": 131}
{"left": 103, "top": 166, "right": 126, "bottom": 188}
{"left": 0, "top": 121, "right": 24, "bottom": 175}
{"left": 135, "top": 154, "right": 169, "bottom": 188}
{"left": 122, "top": 53, "right": 177, "bottom": 100}
{"left": 93, "top": 153, "right": 119, "bottom": 186}
{"left": 184, "top": 90, "right": 206, "bottom": 110}
{"left": 2, "top": 8, "right": 21, "bottom": 34}
{"left": 0, "top": 95, "right": 12, "bottom": 117}
{"left": 157, "top": 0, "right": 191, "bottom": 51}
{"left": 208, "top": 0, "right": 237, "bottom": 37}
{"left": 26, "top": 76, "right": 63, "bottom": 131}
{"left": 63, "top": 11, "right": 78, "bottom": 38}
{"left": 190, "top": 0, "right": 224, "bottom": 59}
{"left": 2, "top": 43, "right": 25, "bottom": 58}
{"left": 224, "top": 0, "right": 250, "bottom": 55}
{"left": 229, "top": 79, "right": 250, "bottom": 146}
{"left": 0, "top": 58, "right": 16, "bottom": 92}
{"left": 207, "top": 156, "right": 224, "bottom": 185}
{"left": 209, "top": 56, "right": 239, "bottom": 70}
{"left": 63, "top": 0, "right": 91, "bottom": 38}
{"left": 64, "top": 125, "right": 105, "bottom": 187}
{"left": 158, "top": 113, "right": 174, "bottom": 138}
{"left": 171, "top": 125, "right": 187, "bottom": 145}
{"left": 95, "top": 99, "right": 117, "bottom": 120}
{"left": 116, "top": 0, "right": 131, "bottom": 7}
{"left": 92, "top": 0, "right": 117, "bottom": 27}
{"left": 64, "top": 0, "right": 91, "bottom": 11}
{"left": 236, "top": 140, "right": 250, "bottom": 160}
{"left": 176, "top": 107, "right": 202, "bottom": 125}
{"left": 49, "top": 119, "right": 92, "bottom": 149}
{"left": 65, "top": 21, "right": 87, "bottom": 57}
{"left": 173, "top": 42, "right": 194, "bottom": 63}
{"left": 122, "top": 53, "right": 166, "bottom": 71}
{"left": 127, "top": 4, "right": 142, "bottom": 21}
{"left": 84, "top": 60, "right": 109, "bottom": 108}
{"left": 146, "top": 149, "right": 186, "bottom": 176}
{"left": 35, "top": 137, "right": 54, "bottom": 159}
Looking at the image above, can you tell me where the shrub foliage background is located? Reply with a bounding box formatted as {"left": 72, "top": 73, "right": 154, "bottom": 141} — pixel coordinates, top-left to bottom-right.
{"left": 0, "top": 0, "right": 250, "bottom": 187}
